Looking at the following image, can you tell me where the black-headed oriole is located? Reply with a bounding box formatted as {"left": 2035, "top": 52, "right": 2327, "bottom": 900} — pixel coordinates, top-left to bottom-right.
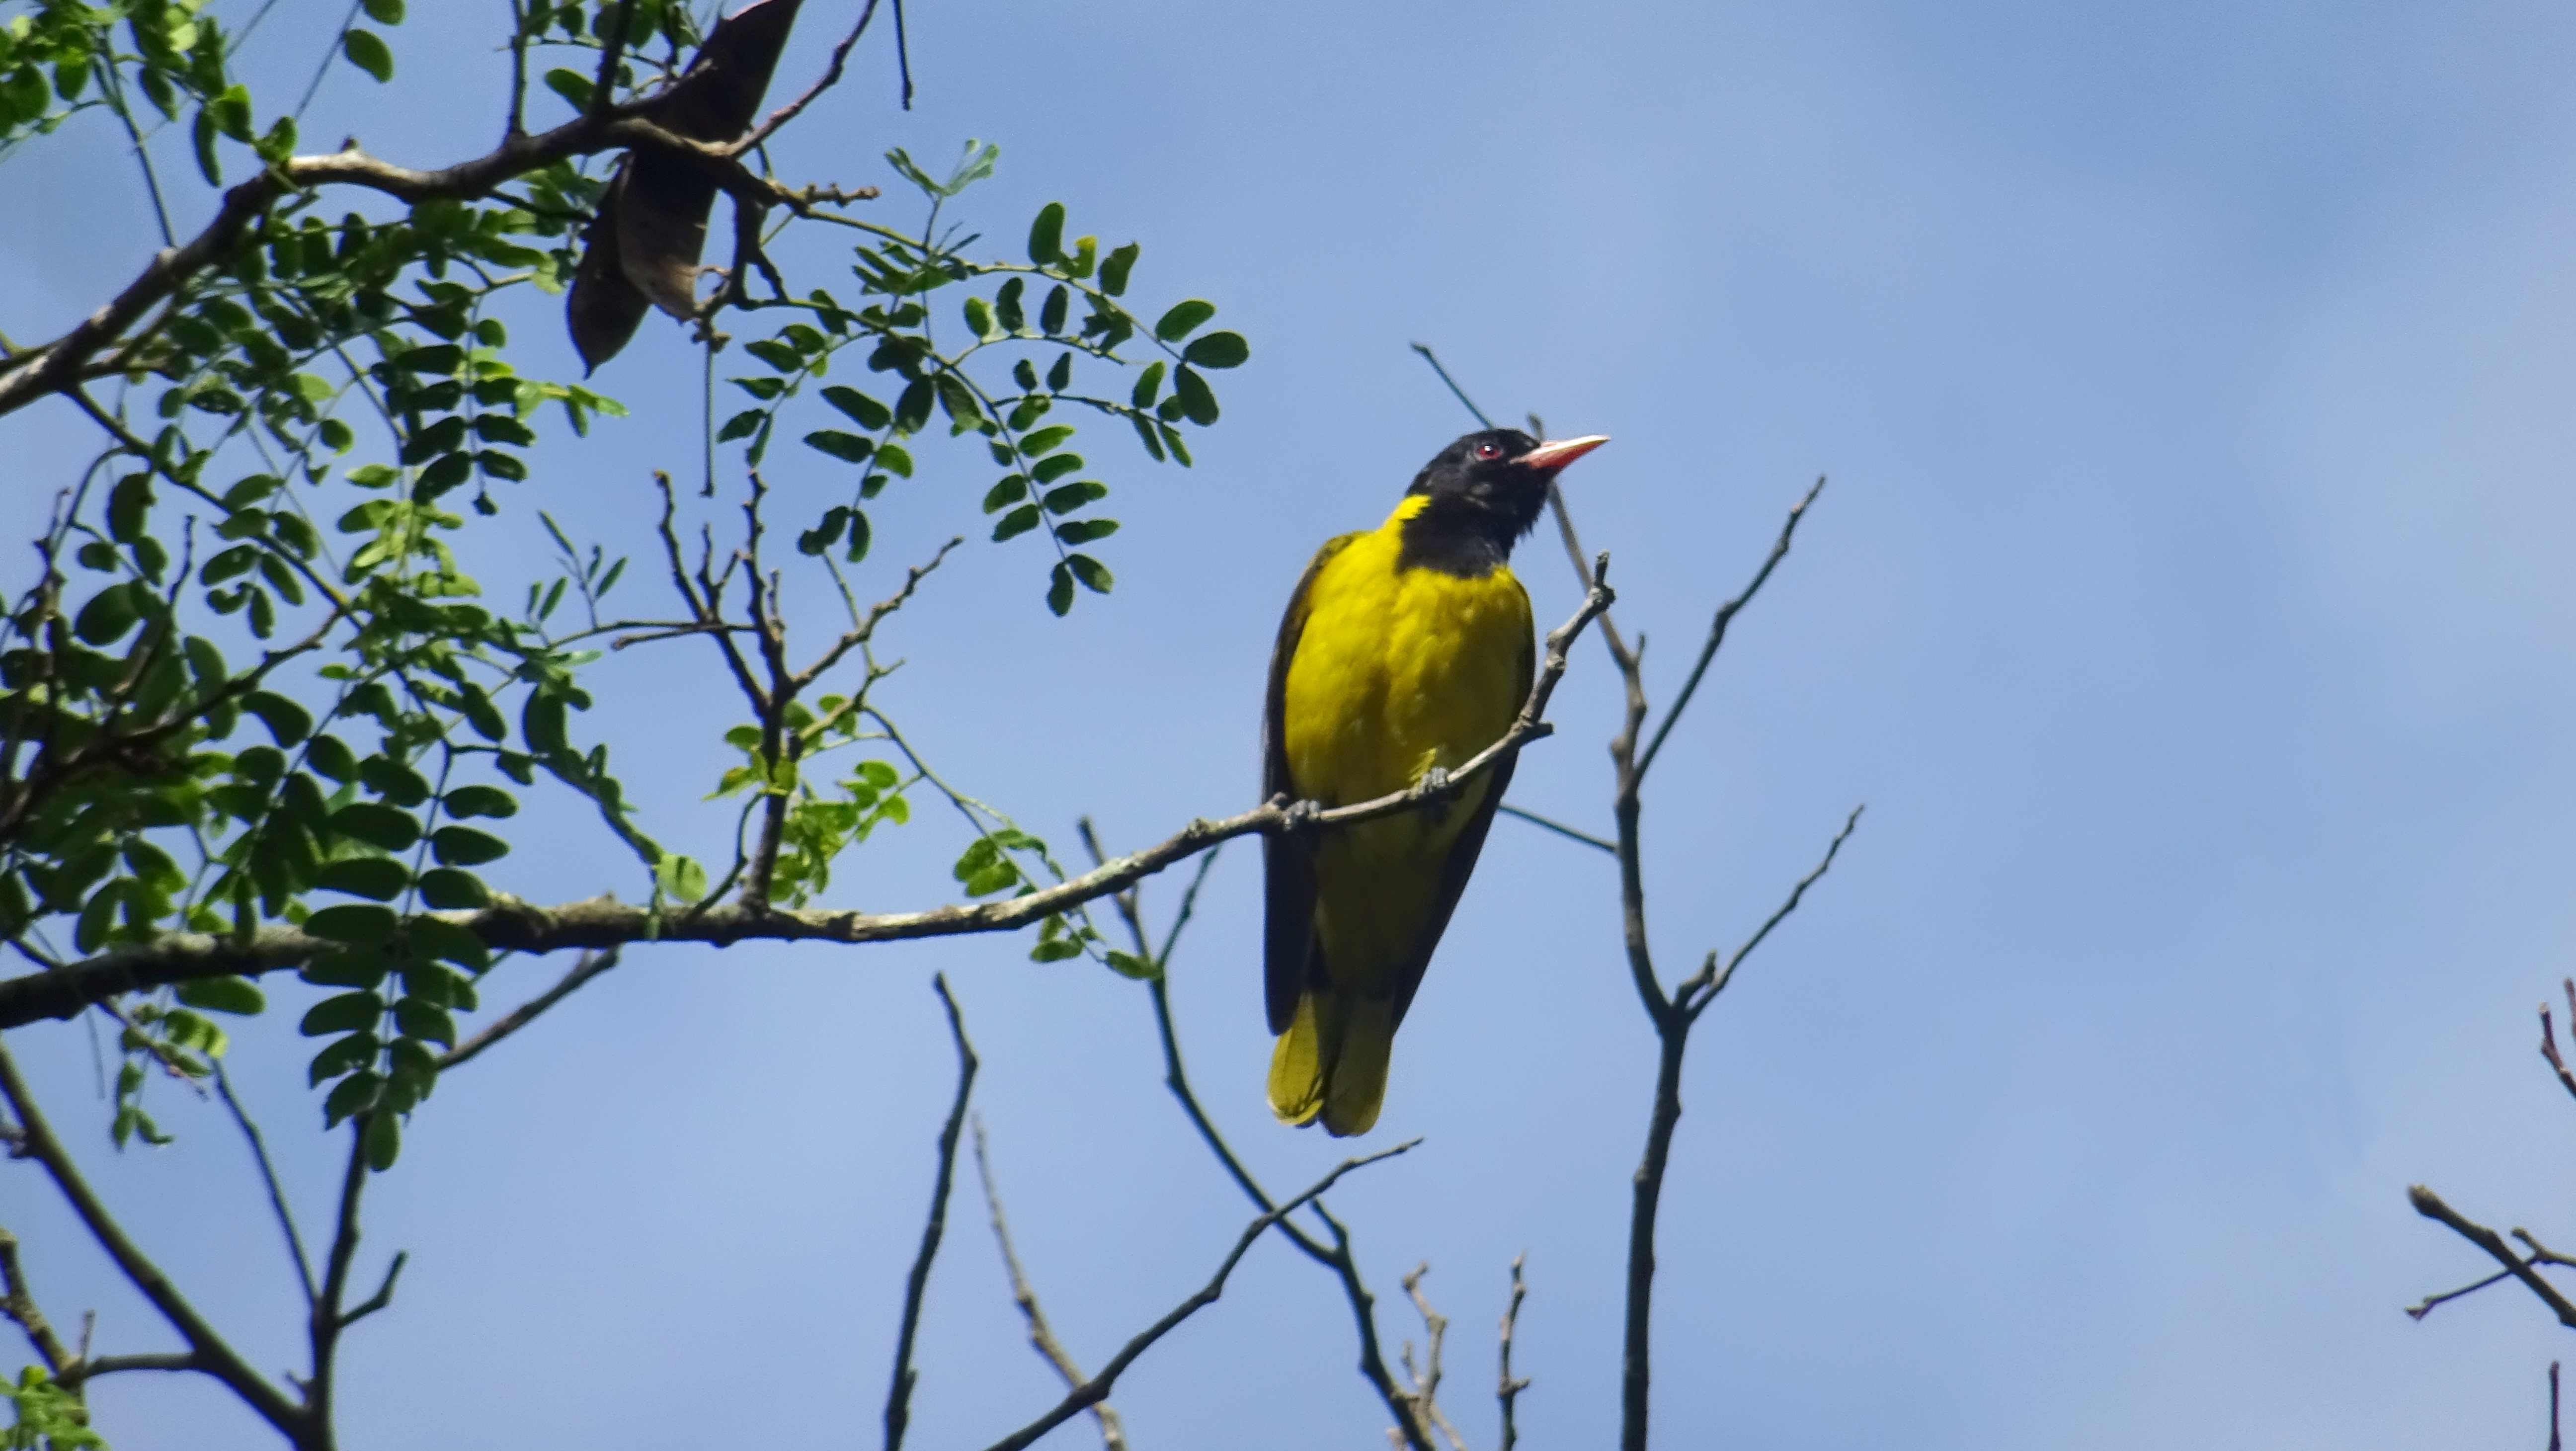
{"left": 1263, "top": 428, "right": 1610, "bottom": 1135}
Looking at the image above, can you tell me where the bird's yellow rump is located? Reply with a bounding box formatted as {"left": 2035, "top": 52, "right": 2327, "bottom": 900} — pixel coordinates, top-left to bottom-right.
{"left": 1262, "top": 430, "right": 1607, "bottom": 1135}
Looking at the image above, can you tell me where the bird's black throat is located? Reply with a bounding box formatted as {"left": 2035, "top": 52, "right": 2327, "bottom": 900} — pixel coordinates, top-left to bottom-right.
{"left": 1395, "top": 494, "right": 1524, "bottom": 578}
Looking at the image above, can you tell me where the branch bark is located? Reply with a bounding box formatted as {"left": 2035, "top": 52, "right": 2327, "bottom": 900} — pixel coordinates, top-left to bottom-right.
{"left": 975, "top": 1140, "right": 1420, "bottom": 1451}
{"left": 884, "top": 973, "right": 977, "bottom": 1451}
{"left": 0, "top": 571, "right": 1614, "bottom": 1030}
{"left": 0, "top": 1040, "right": 307, "bottom": 1438}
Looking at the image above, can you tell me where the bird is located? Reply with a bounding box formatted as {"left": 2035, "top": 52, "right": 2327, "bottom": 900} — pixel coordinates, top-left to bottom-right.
{"left": 1262, "top": 427, "right": 1610, "bottom": 1135}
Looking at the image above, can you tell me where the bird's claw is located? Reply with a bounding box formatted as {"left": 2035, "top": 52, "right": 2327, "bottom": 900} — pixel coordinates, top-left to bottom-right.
{"left": 1415, "top": 766, "right": 1454, "bottom": 801}
{"left": 1281, "top": 798, "right": 1326, "bottom": 833}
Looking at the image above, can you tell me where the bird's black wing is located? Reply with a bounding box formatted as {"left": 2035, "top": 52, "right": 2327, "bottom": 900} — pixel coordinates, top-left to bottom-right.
{"left": 1387, "top": 622, "right": 1536, "bottom": 1029}
{"left": 1263, "top": 534, "right": 1357, "bottom": 1035}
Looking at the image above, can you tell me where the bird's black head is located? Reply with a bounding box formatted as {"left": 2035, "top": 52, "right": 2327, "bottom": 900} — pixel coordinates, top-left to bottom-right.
{"left": 1399, "top": 428, "right": 1609, "bottom": 577}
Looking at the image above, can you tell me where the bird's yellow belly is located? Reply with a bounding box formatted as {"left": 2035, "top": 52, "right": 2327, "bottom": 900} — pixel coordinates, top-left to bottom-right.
{"left": 1282, "top": 532, "right": 1530, "bottom": 986}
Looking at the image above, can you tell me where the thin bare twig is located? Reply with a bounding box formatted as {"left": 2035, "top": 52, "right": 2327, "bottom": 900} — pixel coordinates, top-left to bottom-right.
{"left": 213, "top": 1062, "right": 318, "bottom": 1305}
{"left": 976, "top": 1140, "right": 1422, "bottom": 1451}
{"left": 1498, "top": 1255, "right": 1530, "bottom": 1451}
{"left": 1676, "top": 806, "right": 1865, "bottom": 1019}
{"left": 885, "top": 974, "right": 978, "bottom": 1451}
{"left": 2408, "top": 1184, "right": 2576, "bottom": 1329}
{"left": 1080, "top": 827, "right": 1427, "bottom": 1449}
{"left": 971, "top": 1117, "right": 1127, "bottom": 1451}
{"left": 2542, "top": 985, "right": 2576, "bottom": 1106}
{"left": 0, "top": 1225, "right": 73, "bottom": 1374}
{"left": 437, "top": 948, "right": 622, "bottom": 1071}
{"left": 1496, "top": 803, "right": 1616, "bottom": 856}
{"left": 735, "top": 0, "right": 884, "bottom": 153}
{"left": 0, "top": 1040, "right": 303, "bottom": 1435}
{"left": 1634, "top": 475, "right": 1828, "bottom": 782}
{"left": 1397, "top": 1264, "right": 1469, "bottom": 1451}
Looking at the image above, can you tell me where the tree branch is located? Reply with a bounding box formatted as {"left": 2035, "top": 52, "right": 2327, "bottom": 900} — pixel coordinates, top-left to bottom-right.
{"left": 885, "top": 973, "right": 977, "bottom": 1451}
{"left": 976, "top": 1140, "right": 1421, "bottom": 1451}
{"left": 214, "top": 1061, "right": 319, "bottom": 1306}
{"left": 0, "top": 1040, "right": 306, "bottom": 1436}
{"left": 971, "top": 1116, "right": 1127, "bottom": 1451}
{"left": 0, "top": 1225, "right": 74, "bottom": 1375}
{"left": 436, "top": 948, "right": 622, "bottom": 1071}
{"left": 2408, "top": 1184, "right": 2576, "bottom": 1329}
{"left": 1497, "top": 1255, "right": 1530, "bottom": 1451}
{"left": 0, "top": 94, "right": 878, "bottom": 419}
{"left": 1675, "top": 806, "right": 1864, "bottom": 1020}
{"left": 1633, "top": 475, "right": 1826, "bottom": 782}
{"left": 1, "top": 571, "right": 1615, "bottom": 1029}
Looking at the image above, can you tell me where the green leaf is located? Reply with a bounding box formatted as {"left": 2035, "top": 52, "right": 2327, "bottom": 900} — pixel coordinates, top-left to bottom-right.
{"left": 894, "top": 379, "right": 934, "bottom": 433}
{"left": 443, "top": 785, "right": 518, "bottom": 819}
{"left": 875, "top": 442, "right": 913, "bottom": 478}
{"left": 316, "top": 857, "right": 410, "bottom": 901}
{"left": 1043, "top": 480, "right": 1108, "bottom": 514}
{"left": 846, "top": 510, "right": 872, "bottom": 564}
{"left": 323, "top": 1071, "right": 383, "bottom": 1127}
{"left": 308, "top": 903, "right": 401, "bottom": 945}
{"left": 1028, "top": 201, "right": 1066, "bottom": 264}
{"left": 1039, "top": 284, "right": 1069, "bottom": 334}
{"left": 1100, "top": 242, "right": 1139, "bottom": 297}
{"left": 302, "top": 991, "right": 384, "bottom": 1037}
{"left": 1104, "top": 949, "right": 1158, "bottom": 980}
{"left": 964, "top": 295, "right": 996, "bottom": 339}
{"left": 804, "top": 429, "right": 874, "bottom": 464}
{"left": 330, "top": 802, "right": 420, "bottom": 852}
{"left": 310, "top": 1032, "right": 380, "bottom": 1082}
{"left": 1130, "top": 361, "right": 1165, "bottom": 409}
{"left": 405, "top": 917, "right": 492, "bottom": 971}
{"left": 1046, "top": 562, "right": 1075, "bottom": 617}
{"left": 362, "top": 1110, "right": 401, "bottom": 1170}
{"left": 982, "top": 477, "right": 1028, "bottom": 513}
{"left": 394, "top": 997, "right": 456, "bottom": 1046}
{"left": 1031, "top": 454, "right": 1083, "bottom": 485}
{"left": 654, "top": 854, "right": 708, "bottom": 900}
{"left": 243, "top": 691, "right": 314, "bottom": 747}
{"left": 1182, "top": 331, "right": 1250, "bottom": 369}
{"left": 1066, "top": 553, "right": 1114, "bottom": 594}
{"left": 991, "top": 505, "right": 1042, "bottom": 542}
{"left": 1155, "top": 300, "right": 1216, "bottom": 342}
{"left": 716, "top": 408, "right": 764, "bottom": 443}
{"left": 304, "top": 947, "right": 389, "bottom": 990}
{"left": 1021, "top": 424, "right": 1076, "bottom": 456}
{"left": 800, "top": 505, "right": 851, "bottom": 555}
{"left": 363, "top": 0, "right": 406, "bottom": 22}
{"left": 430, "top": 826, "right": 509, "bottom": 866}
{"left": 1173, "top": 365, "right": 1219, "bottom": 425}
{"left": 342, "top": 28, "right": 395, "bottom": 82}
{"left": 73, "top": 583, "right": 138, "bottom": 645}
{"left": 415, "top": 867, "right": 490, "bottom": 910}
{"left": 542, "top": 66, "right": 591, "bottom": 110}
{"left": 1052, "top": 518, "right": 1120, "bottom": 546}
{"left": 309, "top": 733, "right": 360, "bottom": 782}
{"left": 820, "top": 385, "right": 891, "bottom": 430}
{"left": 175, "top": 976, "right": 267, "bottom": 1016}
{"left": 108, "top": 472, "right": 153, "bottom": 542}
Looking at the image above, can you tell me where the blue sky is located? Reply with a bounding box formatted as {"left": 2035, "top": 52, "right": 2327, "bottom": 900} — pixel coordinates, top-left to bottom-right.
{"left": 8, "top": 0, "right": 2576, "bottom": 1446}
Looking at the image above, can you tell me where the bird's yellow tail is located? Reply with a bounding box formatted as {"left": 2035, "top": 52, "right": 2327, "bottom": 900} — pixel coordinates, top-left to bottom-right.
{"left": 1267, "top": 991, "right": 1395, "bottom": 1137}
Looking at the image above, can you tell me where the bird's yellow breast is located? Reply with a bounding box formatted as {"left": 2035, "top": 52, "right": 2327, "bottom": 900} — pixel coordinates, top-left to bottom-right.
{"left": 1281, "top": 496, "right": 1533, "bottom": 982}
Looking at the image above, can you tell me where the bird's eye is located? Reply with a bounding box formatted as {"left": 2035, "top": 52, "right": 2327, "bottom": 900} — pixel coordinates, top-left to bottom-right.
{"left": 1474, "top": 441, "right": 1503, "bottom": 460}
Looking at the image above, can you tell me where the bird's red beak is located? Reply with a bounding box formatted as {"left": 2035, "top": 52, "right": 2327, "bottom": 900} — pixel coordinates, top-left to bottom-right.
{"left": 1520, "top": 435, "right": 1610, "bottom": 474}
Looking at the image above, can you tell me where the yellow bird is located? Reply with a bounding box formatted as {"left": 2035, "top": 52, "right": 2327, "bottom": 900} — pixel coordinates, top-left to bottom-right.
{"left": 1263, "top": 428, "right": 1610, "bottom": 1134}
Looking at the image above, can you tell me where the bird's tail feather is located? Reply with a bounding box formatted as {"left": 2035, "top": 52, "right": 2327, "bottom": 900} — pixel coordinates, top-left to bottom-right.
{"left": 1267, "top": 990, "right": 1393, "bottom": 1137}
